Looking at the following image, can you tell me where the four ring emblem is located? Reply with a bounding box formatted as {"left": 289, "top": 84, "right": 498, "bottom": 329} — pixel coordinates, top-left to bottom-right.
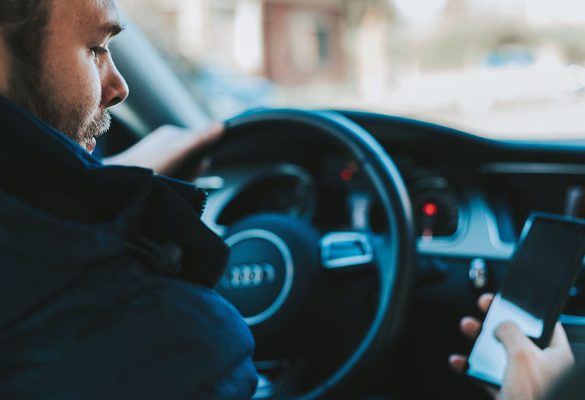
{"left": 221, "top": 263, "right": 276, "bottom": 289}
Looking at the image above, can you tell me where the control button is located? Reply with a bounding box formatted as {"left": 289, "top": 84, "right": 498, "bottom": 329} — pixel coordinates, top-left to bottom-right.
{"left": 469, "top": 258, "right": 488, "bottom": 289}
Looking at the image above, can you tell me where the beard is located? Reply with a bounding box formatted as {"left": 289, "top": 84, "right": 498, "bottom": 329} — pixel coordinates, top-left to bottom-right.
{"left": 7, "top": 58, "right": 111, "bottom": 152}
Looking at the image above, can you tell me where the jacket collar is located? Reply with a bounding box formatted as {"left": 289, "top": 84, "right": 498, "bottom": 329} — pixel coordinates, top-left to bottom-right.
{"left": 0, "top": 97, "right": 228, "bottom": 329}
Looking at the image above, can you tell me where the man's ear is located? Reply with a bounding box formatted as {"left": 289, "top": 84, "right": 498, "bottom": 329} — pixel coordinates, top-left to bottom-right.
{"left": 0, "top": 31, "right": 10, "bottom": 95}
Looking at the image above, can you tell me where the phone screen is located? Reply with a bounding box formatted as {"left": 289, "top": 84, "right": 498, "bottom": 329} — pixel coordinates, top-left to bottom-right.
{"left": 467, "top": 213, "right": 585, "bottom": 386}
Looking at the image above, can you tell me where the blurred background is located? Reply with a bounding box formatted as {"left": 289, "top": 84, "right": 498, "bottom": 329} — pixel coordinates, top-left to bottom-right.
{"left": 118, "top": 0, "right": 585, "bottom": 140}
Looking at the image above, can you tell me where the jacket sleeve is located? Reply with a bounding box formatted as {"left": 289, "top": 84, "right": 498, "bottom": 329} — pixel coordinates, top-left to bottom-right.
{"left": 0, "top": 256, "right": 257, "bottom": 400}
{"left": 56, "top": 280, "right": 257, "bottom": 400}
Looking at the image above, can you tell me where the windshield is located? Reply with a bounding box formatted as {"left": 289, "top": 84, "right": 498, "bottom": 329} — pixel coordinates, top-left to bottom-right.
{"left": 118, "top": 0, "right": 585, "bottom": 141}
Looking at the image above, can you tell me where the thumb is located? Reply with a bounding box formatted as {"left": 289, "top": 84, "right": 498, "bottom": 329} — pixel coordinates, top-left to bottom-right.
{"left": 495, "top": 321, "right": 538, "bottom": 354}
{"left": 549, "top": 322, "right": 571, "bottom": 348}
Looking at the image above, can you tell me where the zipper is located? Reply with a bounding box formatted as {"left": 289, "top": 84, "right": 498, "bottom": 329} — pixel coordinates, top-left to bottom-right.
{"left": 197, "top": 189, "right": 208, "bottom": 216}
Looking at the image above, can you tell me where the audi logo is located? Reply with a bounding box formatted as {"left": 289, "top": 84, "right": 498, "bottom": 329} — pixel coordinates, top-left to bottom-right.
{"left": 221, "top": 263, "right": 276, "bottom": 289}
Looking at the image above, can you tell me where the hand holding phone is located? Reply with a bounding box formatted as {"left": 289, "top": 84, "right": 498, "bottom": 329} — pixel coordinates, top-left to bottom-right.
{"left": 496, "top": 320, "right": 574, "bottom": 400}
{"left": 466, "top": 213, "right": 585, "bottom": 387}
{"left": 450, "top": 293, "right": 575, "bottom": 400}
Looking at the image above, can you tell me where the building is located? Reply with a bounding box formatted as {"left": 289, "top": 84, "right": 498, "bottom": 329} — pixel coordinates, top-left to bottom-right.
{"left": 119, "top": 0, "right": 395, "bottom": 88}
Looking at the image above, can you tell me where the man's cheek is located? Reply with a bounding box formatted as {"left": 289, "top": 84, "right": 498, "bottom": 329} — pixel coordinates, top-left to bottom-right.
{"left": 89, "top": 58, "right": 108, "bottom": 108}
{"left": 48, "top": 51, "right": 87, "bottom": 96}
{"left": 76, "top": 54, "right": 104, "bottom": 110}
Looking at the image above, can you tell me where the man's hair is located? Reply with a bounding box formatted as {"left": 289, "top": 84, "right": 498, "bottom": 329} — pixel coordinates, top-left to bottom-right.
{"left": 0, "top": 0, "right": 50, "bottom": 67}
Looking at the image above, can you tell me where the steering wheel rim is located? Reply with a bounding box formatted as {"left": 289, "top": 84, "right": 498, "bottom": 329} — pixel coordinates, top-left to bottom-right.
{"left": 217, "top": 109, "right": 416, "bottom": 399}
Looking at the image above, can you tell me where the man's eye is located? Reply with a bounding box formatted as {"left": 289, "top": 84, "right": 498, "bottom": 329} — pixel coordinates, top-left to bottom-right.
{"left": 91, "top": 46, "right": 109, "bottom": 56}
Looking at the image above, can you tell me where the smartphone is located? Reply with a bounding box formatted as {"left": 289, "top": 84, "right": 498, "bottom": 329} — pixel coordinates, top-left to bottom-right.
{"left": 466, "top": 212, "right": 585, "bottom": 387}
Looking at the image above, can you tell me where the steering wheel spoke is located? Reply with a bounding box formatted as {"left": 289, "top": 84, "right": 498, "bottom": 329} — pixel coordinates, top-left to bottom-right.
{"left": 320, "top": 231, "right": 375, "bottom": 271}
{"left": 209, "top": 223, "right": 229, "bottom": 237}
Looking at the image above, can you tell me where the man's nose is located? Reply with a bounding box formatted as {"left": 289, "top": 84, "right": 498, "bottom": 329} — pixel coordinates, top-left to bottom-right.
{"left": 103, "top": 62, "right": 129, "bottom": 108}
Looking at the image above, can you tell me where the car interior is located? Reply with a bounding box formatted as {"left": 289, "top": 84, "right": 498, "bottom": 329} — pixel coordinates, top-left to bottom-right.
{"left": 98, "top": 13, "right": 585, "bottom": 400}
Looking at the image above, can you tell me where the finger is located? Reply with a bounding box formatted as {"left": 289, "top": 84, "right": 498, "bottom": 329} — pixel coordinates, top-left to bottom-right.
{"left": 460, "top": 316, "right": 482, "bottom": 340}
{"left": 448, "top": 354, "right": 468, "bottom": 373}
{"left": 171, "top": 125, "right": 223, "bottom": 180}
{"left": 187, "top": 123, "right": 224, "bottom": 151}
{"left": 495, "top": 321, "right": 538, "bottom": 354}
{"left": 549, "top": 322, "right": 571, "bottom": 348}
{"left": 478, "top": 293, "right": 494, "bottom": 314}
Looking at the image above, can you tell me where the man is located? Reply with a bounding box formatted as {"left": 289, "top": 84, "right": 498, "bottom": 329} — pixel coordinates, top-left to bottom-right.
{"left": 0, "top": 1, "right": 256, "bottom": 398}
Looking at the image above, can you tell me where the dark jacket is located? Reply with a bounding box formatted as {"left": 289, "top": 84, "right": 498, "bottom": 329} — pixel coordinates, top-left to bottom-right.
{"left": 0, "top": 97, "right": 257, "bottom": 399}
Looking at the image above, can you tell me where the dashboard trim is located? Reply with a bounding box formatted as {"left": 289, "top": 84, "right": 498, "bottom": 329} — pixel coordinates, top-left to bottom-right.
{"left": 418, "top": 190, "right": 515, "bottom": 260}
{"left": 561, "top": 314, "right": 585, "bottom": 327}
{"left": 482, "top": 163, "right": 585, "bottom": 175}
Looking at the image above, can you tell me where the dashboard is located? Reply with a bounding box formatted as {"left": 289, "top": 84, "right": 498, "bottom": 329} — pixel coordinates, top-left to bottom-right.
{"left": 195, "top": 110, "right": 585, "bottom": 399}
{"left": 199, "top": 110, "right": 585, "bottom": 287}
{"left": 200, "top": 158, "right": 463, "bottom": 239}
{"left": 201, "top": 147, "right": 585, "bottom": 260}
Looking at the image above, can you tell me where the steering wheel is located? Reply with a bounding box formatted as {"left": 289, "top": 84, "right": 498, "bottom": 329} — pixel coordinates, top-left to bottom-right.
{"left": 208, "top": 109, "right": 415, "bottom": 399}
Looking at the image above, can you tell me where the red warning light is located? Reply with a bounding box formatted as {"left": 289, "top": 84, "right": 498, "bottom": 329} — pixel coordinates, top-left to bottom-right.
{"left": 340, "top": 168, "right": 353, "bottom": 182}
{"left": 422, "top": 202, "right": 438, "bottom": 217}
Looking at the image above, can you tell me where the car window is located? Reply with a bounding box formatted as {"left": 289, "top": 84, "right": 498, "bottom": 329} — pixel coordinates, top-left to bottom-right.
{"left": 118, "top": 0, "right": 585, "bottom": 141}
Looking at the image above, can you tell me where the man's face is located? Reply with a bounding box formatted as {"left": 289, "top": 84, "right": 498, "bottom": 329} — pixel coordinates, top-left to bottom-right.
{"left": 1, "top": 0, "right": 129, "bottom": 153}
